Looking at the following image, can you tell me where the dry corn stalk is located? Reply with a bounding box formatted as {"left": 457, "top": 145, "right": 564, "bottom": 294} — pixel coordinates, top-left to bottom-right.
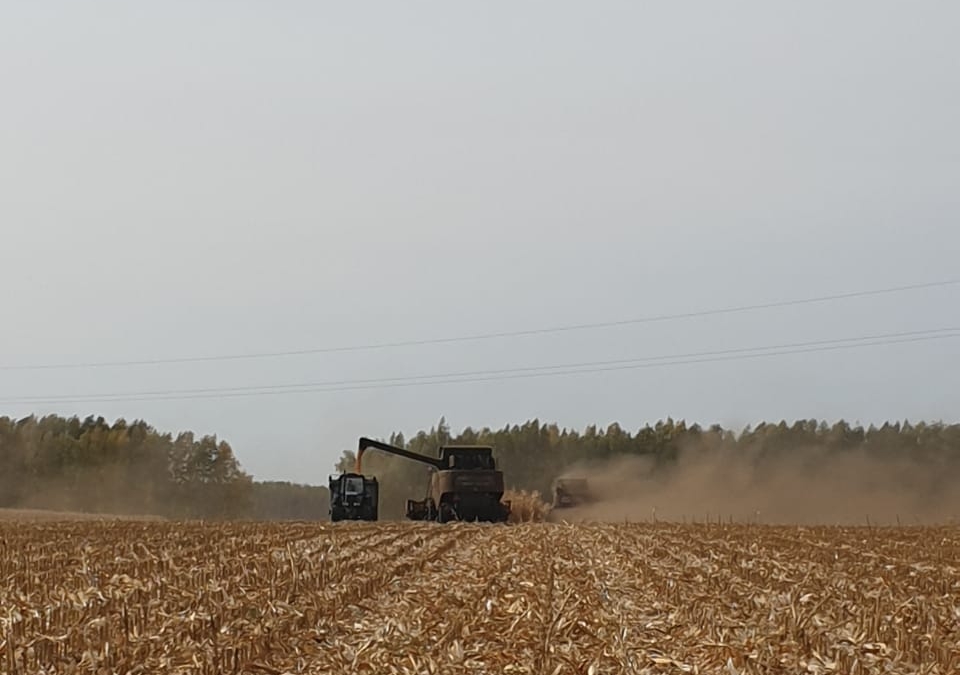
{"left": 504, "top": 489, "right": 552, "bottom": 523}
{"left": 0, "top": 519, "right": 958, "bottom": 674}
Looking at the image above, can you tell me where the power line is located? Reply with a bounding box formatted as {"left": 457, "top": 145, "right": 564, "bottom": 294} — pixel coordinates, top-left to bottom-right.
{"left": 1, "top": 278, "right": 958, "bottom": 372}
{"left": 4, "top": 326, "right": 955, "bottom": 400}
{"left": 3, "top": 327, "right": 957, "bottom": 405}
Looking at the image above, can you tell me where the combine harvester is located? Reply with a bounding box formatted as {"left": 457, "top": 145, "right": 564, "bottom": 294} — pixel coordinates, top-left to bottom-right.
{"left": 356, "top": 437, "right": 511, "bottom": 523}
{"left": 551, "top": 477, "right": 593, "bottom": 509}
{"left": 328, "top": 472, "right": 379, "bottom": 522}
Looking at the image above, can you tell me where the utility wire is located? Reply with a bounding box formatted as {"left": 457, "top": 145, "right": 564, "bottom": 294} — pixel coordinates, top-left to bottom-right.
{"left": 4, "top": 326, "right": 955, "bottom": 400}
{"left": 1, "top": 278, "right": 957, "bottom": 372}
{"left": 3, "top": 327, "right": 957, "bottom": 405}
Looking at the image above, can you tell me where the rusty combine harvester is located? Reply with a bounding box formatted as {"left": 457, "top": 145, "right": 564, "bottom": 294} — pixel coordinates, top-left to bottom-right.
{"left": 356, "top": 437, "right": 511, "bottom": 523}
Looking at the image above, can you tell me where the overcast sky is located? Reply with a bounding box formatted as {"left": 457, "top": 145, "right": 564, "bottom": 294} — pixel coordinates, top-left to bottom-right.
{"left": 1, "top": 2, "right": 958, "bottom": 482}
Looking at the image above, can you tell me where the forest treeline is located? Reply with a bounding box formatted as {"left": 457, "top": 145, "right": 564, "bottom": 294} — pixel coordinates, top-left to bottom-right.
{"left": 337, "top": 417, "right": 960, "bottom": 519}
{"left": 0, "top": 415, "right": 327, "bottom": 520}
{"left": 4, "top": 413, "right": 959, "bottom": 522}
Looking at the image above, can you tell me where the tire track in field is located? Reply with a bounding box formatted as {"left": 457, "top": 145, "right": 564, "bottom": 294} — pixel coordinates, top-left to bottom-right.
{"left": 243, "top": 523, "right": 479, "bottom": 673}
{"left": 540, "top": 522, "right": 656, "bottom": 674}
{"left": 303, "top": 523, "right": 555, "bottom": 674}
{"left": 542, "top": 523, "right": 788, "bottom": 673}
{"left": 315, "top": 523, "right": 478, "bottom": 616}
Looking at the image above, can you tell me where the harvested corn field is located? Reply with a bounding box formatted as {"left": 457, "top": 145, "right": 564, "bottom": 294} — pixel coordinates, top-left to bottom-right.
{"left": 1, "top": 521, "right": 959, "bottom": 674}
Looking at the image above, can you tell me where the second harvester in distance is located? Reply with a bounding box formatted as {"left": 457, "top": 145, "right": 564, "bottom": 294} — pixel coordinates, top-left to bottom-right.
{"left": 356, "top": 437, "right": 511, "bottom": 523}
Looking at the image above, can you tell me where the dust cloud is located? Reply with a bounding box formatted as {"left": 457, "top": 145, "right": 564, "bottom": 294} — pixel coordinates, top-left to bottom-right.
{"left": 6, "top": 465, "right": 169, "bottom": 519}
{"left": 548, "top": 442, "right": 960, "bottom": 526}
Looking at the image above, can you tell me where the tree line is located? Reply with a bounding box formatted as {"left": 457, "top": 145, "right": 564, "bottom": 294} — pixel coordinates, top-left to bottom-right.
{"left": 0, "top": 414, "right": 327, "bottom": 520}
{"left": 4, "top": 413, "right": 958, "bottom": 521}
{"left": 337, "top": 416, "right": 960, "bottom": 519}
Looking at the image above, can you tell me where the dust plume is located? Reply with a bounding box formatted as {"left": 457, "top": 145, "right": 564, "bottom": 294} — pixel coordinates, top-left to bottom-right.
{"left": 548, "top": 440, "right": 960, "bottom": 525}
{"left": 10, "top": 464, "right": 169, "bottom": 518}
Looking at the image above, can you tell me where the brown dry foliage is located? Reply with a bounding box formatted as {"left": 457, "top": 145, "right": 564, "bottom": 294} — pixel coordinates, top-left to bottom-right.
{"left": 1, "top": 520, "right": 959, "bottom": 674}
{"left": 504, "top": 489, "right": 552, "bottom": 523}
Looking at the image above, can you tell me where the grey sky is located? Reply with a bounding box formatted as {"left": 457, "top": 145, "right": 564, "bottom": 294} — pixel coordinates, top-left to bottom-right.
{"left": 2, "top": 2, "right": 958, "bottom": 483}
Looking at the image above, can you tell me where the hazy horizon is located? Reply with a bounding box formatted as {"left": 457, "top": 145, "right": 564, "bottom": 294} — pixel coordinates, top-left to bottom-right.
{"left": 2, "top": 2, "right": 958, "bottom": 482}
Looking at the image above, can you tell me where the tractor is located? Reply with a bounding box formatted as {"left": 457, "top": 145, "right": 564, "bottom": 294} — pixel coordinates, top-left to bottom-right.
{"left": 328, "top": 472, "right": 379, "bottom": 521}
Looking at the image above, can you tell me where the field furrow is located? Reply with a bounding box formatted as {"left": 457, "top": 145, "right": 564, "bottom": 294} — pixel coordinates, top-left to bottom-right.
{"left": 1, "top": 521, "right": 958, "bottom": 675}
{"left": 303, "top": 523, "right": 554, "bottom": 674}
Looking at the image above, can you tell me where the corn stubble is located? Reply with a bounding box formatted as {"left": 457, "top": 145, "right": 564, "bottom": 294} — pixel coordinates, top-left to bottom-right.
{"left": 1, "top": 520, "right": 958, "bottom": 674}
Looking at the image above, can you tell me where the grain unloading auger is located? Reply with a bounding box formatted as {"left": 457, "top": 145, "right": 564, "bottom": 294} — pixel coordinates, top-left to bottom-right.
{"left": 356, "top": 437, "right": 511, "bottom": 523}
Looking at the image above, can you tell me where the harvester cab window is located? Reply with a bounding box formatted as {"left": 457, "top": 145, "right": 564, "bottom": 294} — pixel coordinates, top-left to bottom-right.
{"left": 447, "top": 452, "right": 474, "bottom": 469}
{"left": 344, "top": 476, "right": 364, "bottom": 494}
{"left": 442, "top": 448, "right": 495, "bottom": 470}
